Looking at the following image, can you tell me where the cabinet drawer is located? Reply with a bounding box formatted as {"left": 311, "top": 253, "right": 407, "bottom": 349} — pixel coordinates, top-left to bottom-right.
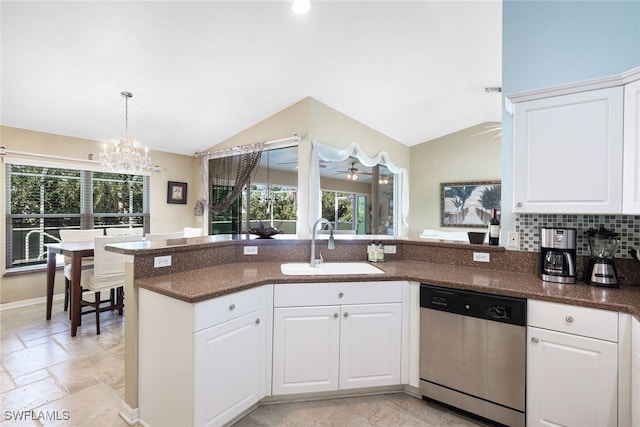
{"left": 274, "top": 281, "right": 402, "bottom": 307}
{"left": 194, "top": 286, "right": 262, "bottom": 331}
{"left": 528, "top": 299, "right": 618, "bottom": 342}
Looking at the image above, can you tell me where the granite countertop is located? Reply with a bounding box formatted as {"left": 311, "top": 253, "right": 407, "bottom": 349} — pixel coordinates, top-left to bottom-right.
{"left": 135, "top": 260, "right": 640, "bottom": 317}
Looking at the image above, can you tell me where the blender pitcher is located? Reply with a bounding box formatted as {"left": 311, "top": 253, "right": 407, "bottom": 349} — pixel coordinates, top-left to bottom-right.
{"left": 586, "top": 226, "right": 620, "bottom": 287}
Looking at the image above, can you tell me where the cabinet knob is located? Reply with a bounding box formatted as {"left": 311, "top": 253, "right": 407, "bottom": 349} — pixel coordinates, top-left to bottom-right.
{"left": 255, "top": 318, "right": 261, "bottom": 325}
{"left": 229, "top": 304, "right": 236, "bottom": 311}
{"left": 531, "top": 337, "right": 539, "bottom": 344}
{"left": 516, "top": 202, "right": 523, "bottom": 208}
{"left": 333, "top": 313, "right": 339, "bottom": 319}
{"left": 338, "top": 292, "right": 344, "bottom": 298}
{"left": 565, "top": 316, "right": 574, "bottom": 324}
{"left": 343, "top": 312, "right": 349, "bottom": 318}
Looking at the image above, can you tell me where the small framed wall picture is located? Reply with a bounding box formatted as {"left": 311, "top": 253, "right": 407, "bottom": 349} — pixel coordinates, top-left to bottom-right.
{"left": 167, "top": 181, "right": 187, "bottom": 204}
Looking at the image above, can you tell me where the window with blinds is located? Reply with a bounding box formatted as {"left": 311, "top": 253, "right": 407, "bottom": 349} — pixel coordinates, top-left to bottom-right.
{"left": 5, "top": 163, "right": 149, "bottom": 270}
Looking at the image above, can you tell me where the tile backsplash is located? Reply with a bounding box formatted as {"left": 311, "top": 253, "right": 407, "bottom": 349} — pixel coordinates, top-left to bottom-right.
{"left": 515, "top": 214, "right": 640, "bottom": 259}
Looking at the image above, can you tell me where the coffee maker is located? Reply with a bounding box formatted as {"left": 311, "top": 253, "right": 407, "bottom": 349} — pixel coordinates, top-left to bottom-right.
{"left": 540, "top": 227, "right": 577, "bottom": 284}
{"left": 586, "top": 226, "right": 620, "bottom": 287}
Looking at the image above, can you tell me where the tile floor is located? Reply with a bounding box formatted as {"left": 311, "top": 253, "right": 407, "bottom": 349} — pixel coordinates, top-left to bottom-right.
{"left": 1, "top": 301, "right": 487, "bottom": 427}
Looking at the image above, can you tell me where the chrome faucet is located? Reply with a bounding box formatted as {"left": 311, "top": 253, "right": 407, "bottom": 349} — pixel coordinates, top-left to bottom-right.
{"left": 310, "top": 218, "right": 335, "bottom": 267}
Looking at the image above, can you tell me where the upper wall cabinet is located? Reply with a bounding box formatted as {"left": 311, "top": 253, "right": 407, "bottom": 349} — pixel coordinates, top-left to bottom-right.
{"left": 623, "top": 79, "right": 640, "bottom": 213}
{"left": 513, "top": 87, "right": 624, "bottom": 214}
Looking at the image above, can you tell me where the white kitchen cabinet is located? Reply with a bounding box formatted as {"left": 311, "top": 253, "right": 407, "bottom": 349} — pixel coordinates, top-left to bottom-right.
{"left": 138, "top": 285, "right": 270, "bottom": 427}
{"left": 339, "top": 303, "right": 402, "bottom": 389}
{"left": 194, "top": 309, "right": 263, "bottom": 427}
{"left": 527, "top": 300, "right": 619, "bottom": 427}
{"left": 623, "top": 78, "right": 640, "bottom": 213}
{"left": 272, "top": 305, "right": 341, "bottom": 394}
{"left": 513, "top": 87, "right": 624, "bottom": 214}
{"left": 633, "top": 316, "right": 640, "bottom": 427}
{"left": 271, "top": 282, "right": 405, "bottom": 395}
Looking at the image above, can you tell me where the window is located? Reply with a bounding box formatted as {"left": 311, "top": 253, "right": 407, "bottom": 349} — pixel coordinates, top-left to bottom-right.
{"left": 5, "top": 163, "right": 149, "bottom": 270}
{"left": 321, "top": 190, "right": 356, "bottom": 231}
{"left": 208, "top": 146, "right": 298, "bottom": 235}
{"left": 245, "top": 184, "right": 297, "bottom": 233}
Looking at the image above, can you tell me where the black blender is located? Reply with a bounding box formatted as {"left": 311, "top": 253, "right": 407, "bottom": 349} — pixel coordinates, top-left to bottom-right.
{"left": 585, "top": 226, "right": 620, "bottom": 287}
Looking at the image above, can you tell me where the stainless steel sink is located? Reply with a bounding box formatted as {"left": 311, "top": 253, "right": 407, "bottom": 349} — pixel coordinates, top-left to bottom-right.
{"left": 280, "top": 262, "right": 384, "bottom": 276}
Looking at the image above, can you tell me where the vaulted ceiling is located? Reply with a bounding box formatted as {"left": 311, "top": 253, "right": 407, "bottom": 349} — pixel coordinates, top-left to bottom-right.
{"left": 1, "top": 1, "right": 502, "bottom": 156}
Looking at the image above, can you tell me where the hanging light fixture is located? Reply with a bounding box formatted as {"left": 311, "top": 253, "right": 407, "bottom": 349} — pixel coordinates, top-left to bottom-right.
{"left": 101, "top": 91, "right": 151, "bottom": 174}
{"left": 346, "top": 162, "right": 359, "bottom": 181}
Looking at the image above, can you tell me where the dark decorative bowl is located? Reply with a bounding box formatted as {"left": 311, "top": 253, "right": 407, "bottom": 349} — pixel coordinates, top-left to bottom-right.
{"left": 467, "top": 232, "right": 486, "bottom": 244}
{"left": 249, "top": 227, "right": 282, "bottom": 239}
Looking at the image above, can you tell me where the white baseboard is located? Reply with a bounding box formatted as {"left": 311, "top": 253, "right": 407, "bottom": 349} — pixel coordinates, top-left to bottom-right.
{"left": 119, "top": 401, "right": 140, "bottom": 426}
{"left": 0, "top": 293, "right": 64, "bottom": 311}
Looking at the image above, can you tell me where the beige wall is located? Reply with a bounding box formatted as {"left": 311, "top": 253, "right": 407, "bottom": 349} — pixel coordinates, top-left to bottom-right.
{"left": 0, "top": 126, "right": 198, "bottom": 304}
{"left": 407, "top": 122, "right": 501, "bottom": 239}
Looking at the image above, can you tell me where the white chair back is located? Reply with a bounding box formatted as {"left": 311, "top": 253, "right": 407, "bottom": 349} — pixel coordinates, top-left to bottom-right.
{"left": 105, "top": 227, "right": 144, "bottom": 236}
{"left": 183, "top": 227, "right": 204, "bottom": 237}
{"left": 145, "top": 231, "right": 185, "bottom": 241}
{"left": 87, "top": 235, "right": 142, "bottom": 291}
{"left": 59, "top": 229, "right": 104, "bottom": 265}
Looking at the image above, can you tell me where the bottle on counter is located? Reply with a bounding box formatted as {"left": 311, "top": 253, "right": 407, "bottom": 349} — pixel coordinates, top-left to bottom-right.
{"left": 488, "top": 208, "right": 500, "bottom": 246}
{"left": 368, "top": 241, "right": 377, "bottom": 262}
{"left": 376, "top": 241, "right": 385, "bottom": 262}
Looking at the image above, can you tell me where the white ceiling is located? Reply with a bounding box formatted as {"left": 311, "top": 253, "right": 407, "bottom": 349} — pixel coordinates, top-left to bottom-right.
{"left": 0, "top": 0, "right": 502, "bottom": 156}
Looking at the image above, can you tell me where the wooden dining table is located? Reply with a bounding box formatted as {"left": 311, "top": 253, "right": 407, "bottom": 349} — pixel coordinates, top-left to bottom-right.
{"left": 46, "top": 241, "right": 94, "bottom": 337}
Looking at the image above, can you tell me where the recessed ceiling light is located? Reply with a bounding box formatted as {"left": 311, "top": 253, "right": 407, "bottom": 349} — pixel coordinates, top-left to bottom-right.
{"left": 291, "top": 0, "right": 311, "bottom": 14}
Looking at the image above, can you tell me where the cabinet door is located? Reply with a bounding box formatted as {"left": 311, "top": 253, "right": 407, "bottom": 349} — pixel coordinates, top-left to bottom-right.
{"left": 527, "top": 326, "right": 618, "bottom": 427}
{"left": 194, "top": 309, "right": 263, "bottom": 427}
{"left": 272, "top": 306, "right": 340, "bottom": 395}
{"left": 513, "top": 87, "right": 623, "bottom": 214}
{"left": 339, "top": 303, "right": 402, "bottom": 389}
{"left": 624, "top": 79, "right": 640, "bottom": 213}
{"left": 633, "top": 316, "right": 640, "bottom": 427}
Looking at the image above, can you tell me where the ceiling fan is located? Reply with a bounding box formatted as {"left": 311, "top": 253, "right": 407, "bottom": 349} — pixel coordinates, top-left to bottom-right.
{"left": 335, "top": 162, "right": 372, "bottom": 181}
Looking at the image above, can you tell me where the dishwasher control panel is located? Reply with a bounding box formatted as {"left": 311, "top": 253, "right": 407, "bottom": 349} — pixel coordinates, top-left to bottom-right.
{"left": 420, "top": 284, "right": 526, "bottom": 326}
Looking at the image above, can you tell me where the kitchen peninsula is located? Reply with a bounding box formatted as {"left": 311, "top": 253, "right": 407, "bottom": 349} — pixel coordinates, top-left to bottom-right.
{"left": 108, "top": 236, "right": 640, "bottom": 426}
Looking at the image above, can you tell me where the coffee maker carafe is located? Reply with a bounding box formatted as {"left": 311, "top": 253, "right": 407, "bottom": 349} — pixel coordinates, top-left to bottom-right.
{"left": 586, "top": 226, "right": 620, "bottom": 287}
{"left": 540, "top": 227, "right": 576, "bottom": 284}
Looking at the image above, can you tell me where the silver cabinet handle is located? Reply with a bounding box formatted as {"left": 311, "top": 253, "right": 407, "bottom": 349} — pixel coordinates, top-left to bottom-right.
{"left": 229, "top": 304, "right": 236, "bottom": 311}
{"left": 565, "top": 316, "right": 574, "bottom": 324}
{"left": 343, "top": 312, "right": 349, "bottom": 318}
{"left": 516, "top": 202, "right": 523, "bottom": 208}
{"left": 338, "top": 292, "right": 344, "bottom": 298}
{"left": 255, "top": 318, "right": 261, "bottom": 325}
{"left": 333, "top": 313, "right": 339, "bottom": 319}
{"left": 531, "top": 337, "right": 539, "bottom": 343}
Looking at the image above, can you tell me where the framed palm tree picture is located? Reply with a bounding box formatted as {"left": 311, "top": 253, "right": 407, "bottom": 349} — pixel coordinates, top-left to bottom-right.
{"left": 440, "top": 181, "right": 500, "bottom": 227}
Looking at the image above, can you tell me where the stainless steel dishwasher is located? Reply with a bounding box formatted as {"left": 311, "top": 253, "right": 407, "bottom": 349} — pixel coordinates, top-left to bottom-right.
{"left": 419, "top": 284, "right": 526, "bottom": 427}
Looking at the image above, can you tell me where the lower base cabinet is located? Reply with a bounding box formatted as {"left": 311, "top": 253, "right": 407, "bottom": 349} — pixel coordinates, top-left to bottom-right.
{"left": 138, "top": 286, "right": 268, "bottom": 427}
{"left": 527, "top": 326, "right": 618, "bottom": 427}
{"left": 527, "top": 300, "right": 619, "bottom": 427}
{"left": 633, "top": 316, "right": 640, "bottom": 427}
{"left": 194, "top": 310, "right": 263, "bottom": 426}
{"left": 138, "top": 280, "right": 407, "bottom": 425}
{"left": 271, "top": 282, "right": 404, "bottom": 395}
{"left": 272, "top": 303, "right": 402, "bottom": 395}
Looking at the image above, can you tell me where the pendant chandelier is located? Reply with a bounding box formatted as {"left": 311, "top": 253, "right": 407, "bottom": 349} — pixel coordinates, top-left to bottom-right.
{"left": 101, "top": 91, "right": 151, "bottom": 174}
